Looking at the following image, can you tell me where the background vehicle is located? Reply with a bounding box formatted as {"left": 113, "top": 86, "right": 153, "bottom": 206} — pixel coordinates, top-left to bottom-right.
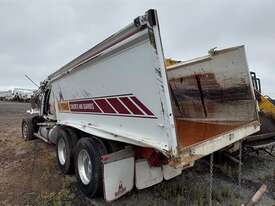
{"left": 21, "top": 10, "right": 260, "bottom": 201}
{"left": 0, "top": 90, "right": 13, "bottom": 101}
{"left": 0, "top": 88, "right": 34, "bottom": 102}
{"left": 12, "top": 88, "right": 34, "bottom": 102}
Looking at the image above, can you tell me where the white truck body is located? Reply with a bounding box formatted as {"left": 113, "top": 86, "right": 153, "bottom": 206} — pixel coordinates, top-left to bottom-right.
{"left": 29, "top": 10, "right": 260, "bottom": 201}
{"left": 48, "top": 10, "right": 177, "bottom": 157}
{"left": 43, "top": 11, "right": 259, "bottom": 165}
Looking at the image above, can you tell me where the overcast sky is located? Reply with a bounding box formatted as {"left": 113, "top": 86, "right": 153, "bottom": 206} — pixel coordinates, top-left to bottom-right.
{"left": 0, "top": 0, "right": 274, "bottom": 97}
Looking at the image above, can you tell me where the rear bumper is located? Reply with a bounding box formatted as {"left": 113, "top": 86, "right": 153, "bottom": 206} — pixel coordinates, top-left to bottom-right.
{"left": 172, "top": 121, "right": 260, "bottom": 167}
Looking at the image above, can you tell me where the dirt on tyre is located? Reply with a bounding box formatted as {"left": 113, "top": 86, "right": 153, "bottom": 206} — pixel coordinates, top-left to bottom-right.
{"left": 74, "top": 137, "right": 107, "bottom": 197}
{"left": 56, "top": 127, "right": 76, "bottom": 174}
{"left": 21, "top": 118, "right": 35, "bottom": 141}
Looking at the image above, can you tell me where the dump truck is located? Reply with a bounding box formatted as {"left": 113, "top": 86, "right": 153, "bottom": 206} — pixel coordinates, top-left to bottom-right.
{"left": 21, "top": 9, "right": 260, "bottom": 201}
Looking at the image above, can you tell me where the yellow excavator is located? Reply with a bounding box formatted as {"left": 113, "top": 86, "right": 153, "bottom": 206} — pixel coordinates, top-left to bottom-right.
{"left": 243, "top": 72, "right": 275, "bottom": 156}
{"left": 165, "top": 58, "right": 181, "bottom": 67}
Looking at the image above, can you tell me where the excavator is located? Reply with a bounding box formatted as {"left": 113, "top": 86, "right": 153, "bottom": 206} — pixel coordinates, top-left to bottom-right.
{"left": 243, "top": 72, "right": 275, "bottom": 156}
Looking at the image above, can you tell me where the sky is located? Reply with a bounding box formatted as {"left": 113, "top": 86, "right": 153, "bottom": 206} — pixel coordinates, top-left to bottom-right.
{"left": 0, "top": 0, "right": 274, "bottom": 97}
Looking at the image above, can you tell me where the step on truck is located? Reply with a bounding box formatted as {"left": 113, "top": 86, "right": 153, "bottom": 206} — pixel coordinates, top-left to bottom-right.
{"left": 22, "top": 9, "right": 260, "bottom": 201}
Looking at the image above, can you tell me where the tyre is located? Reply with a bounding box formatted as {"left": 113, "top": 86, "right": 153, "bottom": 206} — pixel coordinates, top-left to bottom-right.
{"left": 90, "top": 137, "right": 108, "bottom": 155}
{"left": 74, "top": 137, "right": 107, "bottom": 197}
{"left": 56, "top": 127, "right": 75, "bottom": 174}
{"left": 21, "top": 118, "right": 35, "bottom": 141}
{"left": 64, "top": 127, "right": 79, "bottom": 154}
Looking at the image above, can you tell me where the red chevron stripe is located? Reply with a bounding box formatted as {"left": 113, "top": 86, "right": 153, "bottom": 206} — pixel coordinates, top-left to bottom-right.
{"left": 107, "top": 98, "right": 130, "bottom": 114}
{"left": 94, "top": 99, "right": 116, "bottom": 113}
{"left": 130, "top": 96, "right": 154, "bottom": 116}
{"left": 119, "top": 97, "right": 144, "bottom": 115}
{"left": 65, "top": 94, "right": 156, "bottom": 119}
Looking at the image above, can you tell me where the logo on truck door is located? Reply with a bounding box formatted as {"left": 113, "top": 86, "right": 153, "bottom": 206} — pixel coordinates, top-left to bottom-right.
{"left": 58, "top": 94, "right": 156, "bottom": 119}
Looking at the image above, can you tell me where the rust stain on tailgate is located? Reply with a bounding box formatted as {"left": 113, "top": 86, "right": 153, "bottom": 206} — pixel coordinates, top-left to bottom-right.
{"left": 169, "top": 72, "right": 253, "bottom": 119}
{"left": 169, "top": 72, "right": 254, "bottom": 148}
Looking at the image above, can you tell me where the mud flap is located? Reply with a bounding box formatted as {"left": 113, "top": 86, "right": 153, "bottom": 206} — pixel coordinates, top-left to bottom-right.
{"left": 162, "top": 164, "right": 183, "bottom": 180}
{"left": 135, "top": 159, "right": 163, "bottom": 189}
{"left": 102, "top": 148, "right": 134, "bottom": 202}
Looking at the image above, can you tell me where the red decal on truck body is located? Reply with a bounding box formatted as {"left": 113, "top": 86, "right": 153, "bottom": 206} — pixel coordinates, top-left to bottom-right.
{"left": 94, "top": 99, "right": 116, "bottom": 113}
{"left": 107, "top": 98, "right": 131, "bottom": 114}
{"left": 130, "top": 96, "right": 154, "bottom": 116}
{"left": 61, "top": 94, "right": 156, "bottom": 119}
{"left": 70, "top": 100, "right": 102, "bottom": 113}
{"left": 119, "top": 97, "right": 144, "bottom": 115}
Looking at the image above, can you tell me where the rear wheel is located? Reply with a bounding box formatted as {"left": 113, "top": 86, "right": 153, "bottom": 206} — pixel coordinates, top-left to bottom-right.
{"left": 21, "top": 118, "right": 35, "bottom": 141}
{"left": 64, "top": 127, "right": 78, "bottom": 153}
{"left": 75, "top": 137, "right": 107, "bottom": 197}
{"left": 56, "top": 127, "right": 77, "bottom": 174}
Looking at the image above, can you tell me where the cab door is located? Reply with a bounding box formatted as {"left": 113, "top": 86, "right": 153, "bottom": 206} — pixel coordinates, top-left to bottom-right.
{"left": 42, "top": 88, "right": 56, "bottom": 120}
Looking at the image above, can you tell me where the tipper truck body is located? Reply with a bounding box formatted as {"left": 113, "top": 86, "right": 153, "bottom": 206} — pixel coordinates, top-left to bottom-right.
{"left": 22, "top": 9, "right": 260, "bottom": 201}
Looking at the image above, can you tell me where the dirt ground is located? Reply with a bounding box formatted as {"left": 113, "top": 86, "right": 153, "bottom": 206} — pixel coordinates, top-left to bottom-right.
{"left": 0, "top": 101, "right": 274, "bottom": 206}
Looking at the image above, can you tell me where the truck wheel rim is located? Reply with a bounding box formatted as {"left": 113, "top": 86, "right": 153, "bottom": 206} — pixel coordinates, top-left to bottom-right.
{"left": 78, "top": 149, "right": 92, "bottom": 185}
{"left": 22, "top": 123, "right": 28, "bottom": 139}
{"left": 58, "top": 138, "right": 66, "bottom": 165}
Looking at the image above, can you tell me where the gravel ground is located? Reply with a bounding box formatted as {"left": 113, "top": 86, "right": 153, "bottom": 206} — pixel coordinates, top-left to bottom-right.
{"left": 0, "top": 101, "right": 274, "bottom": 206}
